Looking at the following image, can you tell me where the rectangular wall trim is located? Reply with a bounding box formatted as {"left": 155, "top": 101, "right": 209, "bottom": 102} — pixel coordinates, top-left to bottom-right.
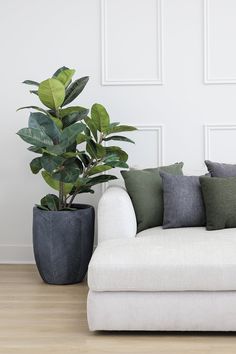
{"left": 204, "top": 0, "right": 236, "bottom": 84}
{"left": 204, "top": 124, "right": 236, "bottom": 160}
{"left": 101, "top": 0, "right": 163, "bottom": 85}
{"left": 102, "top": 124, "right": 164, "bottom": 192}
{"left": 131, "top": 125, "right": 164, "bottom": 166}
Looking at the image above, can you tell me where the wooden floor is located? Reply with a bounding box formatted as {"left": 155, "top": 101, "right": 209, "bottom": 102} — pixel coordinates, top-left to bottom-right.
{"left": 1, "top": 266, "right": 236, "bottom": 354}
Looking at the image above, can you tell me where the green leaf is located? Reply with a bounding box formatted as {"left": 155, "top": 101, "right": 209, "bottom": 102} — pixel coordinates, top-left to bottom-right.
{"left": 96, "top": 143, "right": 106, "bottom": 158}
{"left": 86, "top": 140, "right": 97, "bottom": 159}
{"left": 30, "top": 90, "right": 38, "bottom": 96}
{"left": 41, "top": 194, "right": 59, "bottom": 211}
{"left": 62, "top": 152, "right": 77, "bottom": 158}
{"left": 52, "top": 159, "right": 81, "bottom": 183}
{"left": 109, "top": 122, "right": 120, "bottom": 128}
{"left": 86, "top": 174, "right": 117, "bottom": 187}
{"left": 44, "top": 145, "right": 65, "bottom": 156}
{"left": 28, "top": 146, "right": 43, "bottom": 154}
{"left": 76, "top": 133, "right": 88, "bottom": 144}
{"left": 86, "top": 140, "right": 106, "bottom": 159}
{"left": 84, "top": 126, "right": 91, "bottom": 137}
{"left": 17, "top": 106, "right": 51, "bottom": 118}
{"left": 103, "top": 135, "right": 134, "bottom": 144}
{"left": 60, "top": 106, "right": 88, "bottom": 118}
{"left": 52, "top": 66, "right": 69, "bottom": 77}
{"left": 22, "top": 80, "right": 39, "bottom": 86}
{"left": 30, "top": 157, "right": 42, "bottom": 174}
{"left": 38, "top": 78, "right": 65, "bottom": 110}
{"left": 36, "top": 204, "right": 49, "bottom": 211}
{"left": 106, "top": 160, "right": 129, "bottom": 168}
{"left": 103, "top": 154, "right": 129, "bottom": 168}
{"left": 62, "top": 107, "right": 89, "bottom": 128}
{"left": 53, "top": 169, "right": 80, "bottom": 184}
{"left": 45, "top": 123, "right": 85, "bottom": 155}
{"left": 41, "top": 155, "right": 64, "bottom": 173}
{"left": 28, "top": 112, "right": 61, "bottom": 144}
{"left": 108, "top": 125, "right": 137, "bottom": 134}
{"left": 91, "top": 103, "right": 110, "bottom": 133}
{"left": 105, "top": 146, "right": 128, "bottom": 162}
{"left": 78, "top": 187, "right": 95, "bottom": 194}
{"left": 103, "top": 153, "right": 119, "bottom": 162}
{"left": 54, "top": 68, "right": 75, "bottom": 87}
{"left": 66, "top": 142, "right": 76, "bottom": 153}
{"left": 50, "top": 116, "right": 63, "bottom": 129}
{"left": 17, "top": 128, "right": 54, "bottom": 147}
{"left": 42, "top": 171, "right": 73, "bottom": 194}
{"left": 88, "top": 164, "right": 112, "bottom": 176}
{"left": 78, "top": 152, "right": 90, "bottom": 167}
{"left": 73, "top": 180, "right": 94, "bottom": 194}
{"left": 84, "top": 116, "right": 98, "bottom": 141}
{"left": 60, "top": 123, "right": 85, "bottom": 148}
{"left": 62, "top": 76, "right": 89, "bottom": 106}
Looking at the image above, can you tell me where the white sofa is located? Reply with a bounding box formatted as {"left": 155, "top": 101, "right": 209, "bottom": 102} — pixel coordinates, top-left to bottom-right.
{"left": 87, "top": 186, "right": 236, "bottom": 331}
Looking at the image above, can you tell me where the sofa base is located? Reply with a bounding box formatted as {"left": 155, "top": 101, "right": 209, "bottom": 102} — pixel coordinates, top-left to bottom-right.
{"left": 87, "top": 290, "right": 236, "bottom": 331}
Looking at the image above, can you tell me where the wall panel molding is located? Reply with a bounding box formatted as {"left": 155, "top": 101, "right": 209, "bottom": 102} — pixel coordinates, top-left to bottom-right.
{"left": 101, "top": 0, "right": 163, "bottom": 85}
{"left": 204, "top": 0, "right": 236, "bottom": 84}
{"left": 132, "top": 125, "right": 164, "bottom": 166}
{"left": 101, "top": 124, "right": 164, "bottom": 192}
{"left": 204, "top": 124, "right": 236, "bottom": 160}
{"left": 203, "top": 0, "right": 210, "bottom": 83}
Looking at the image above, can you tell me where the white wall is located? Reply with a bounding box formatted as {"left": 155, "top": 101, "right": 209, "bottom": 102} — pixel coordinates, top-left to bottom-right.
{"left": 1, "top": 0, "right": 236, "bottom": 262}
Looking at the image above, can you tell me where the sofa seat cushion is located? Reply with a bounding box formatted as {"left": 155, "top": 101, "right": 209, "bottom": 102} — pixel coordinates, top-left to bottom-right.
{"left": 88, "top": 227, "right": 236, "bottom": 292}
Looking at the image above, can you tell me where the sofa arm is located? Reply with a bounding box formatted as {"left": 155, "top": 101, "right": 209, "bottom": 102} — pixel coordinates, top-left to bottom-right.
{"left": 97, "top": 186, "right": 137, "bottom": 243}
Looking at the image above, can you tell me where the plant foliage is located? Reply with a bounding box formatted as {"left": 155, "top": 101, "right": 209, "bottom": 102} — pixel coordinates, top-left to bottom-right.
{"left": 17, "top": 67, "right": 137, "bottom": 210}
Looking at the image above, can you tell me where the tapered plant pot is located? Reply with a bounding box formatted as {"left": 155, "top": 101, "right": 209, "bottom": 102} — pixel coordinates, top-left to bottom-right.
{"left": 33, "top": 204, "right": 95, "bottom": 285}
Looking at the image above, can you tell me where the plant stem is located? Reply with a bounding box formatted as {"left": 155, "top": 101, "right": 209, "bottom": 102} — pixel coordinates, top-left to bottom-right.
{"left": 83, "top": 159, "right": 94, "bottom": 178}
{"left": 68, "top": 193, "right": 77, "bottom": 208}
{"left": 98, "top": 132, "right": 104, "bottom": 144}
{"left": 67, "top": 159, "right": 96, "bottom": 208}
{"left": 55, "top": 108, "right": 60, "bottom": 119}
{"left": 59, "top": 181, "right": 64, "bottom": 210}
{"left": 67, "top": 148, "right": 105, "bottom": 208}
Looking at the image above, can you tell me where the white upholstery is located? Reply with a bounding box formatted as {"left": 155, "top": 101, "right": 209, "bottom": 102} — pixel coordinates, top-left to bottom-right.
{"left": 87, "top": 186, "right": 236, "bottom": 331}
{"left": 88, "top": 226, "right": 236, "bottom": 292}
{"left": 87, "top": 290, "right": 236, "bottom": 331}
{"left": 97, "top": 186, "right": 137, "bottom": 243}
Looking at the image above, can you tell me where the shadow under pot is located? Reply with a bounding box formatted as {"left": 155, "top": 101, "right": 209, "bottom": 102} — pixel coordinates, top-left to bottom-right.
{"left": 33, "top": 204, "right": 95, "bottom": 285}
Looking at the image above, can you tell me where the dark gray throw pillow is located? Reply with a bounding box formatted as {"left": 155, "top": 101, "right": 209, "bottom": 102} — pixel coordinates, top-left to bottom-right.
{"left": 205, "top": 160, "right": 236, "bottom": 177}
{"left": 160, "top": 171, "right": 206, "bottom": 229}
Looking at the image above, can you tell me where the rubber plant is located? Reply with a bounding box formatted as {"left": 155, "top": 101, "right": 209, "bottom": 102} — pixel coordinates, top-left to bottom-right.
{"left": 17, "top": 67, "right": 136, "bottom": 210}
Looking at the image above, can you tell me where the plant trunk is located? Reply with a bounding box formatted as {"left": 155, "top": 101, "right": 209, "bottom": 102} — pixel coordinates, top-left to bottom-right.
{"left": 59, "top": 181, "right": 64, "bottom": 209}
{"left": 68, "top": 192, "right": 77, "bottom": 209}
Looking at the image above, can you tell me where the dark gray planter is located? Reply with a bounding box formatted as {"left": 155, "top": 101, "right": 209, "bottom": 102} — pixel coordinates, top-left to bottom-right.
{"left": 33, "top": 204, "right": 95, "bottom": 285}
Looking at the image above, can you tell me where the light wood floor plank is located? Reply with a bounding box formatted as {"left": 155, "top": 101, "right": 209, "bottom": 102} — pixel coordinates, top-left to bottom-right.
{"left": 0, "top": 265, "right": 236, "bottom": 354}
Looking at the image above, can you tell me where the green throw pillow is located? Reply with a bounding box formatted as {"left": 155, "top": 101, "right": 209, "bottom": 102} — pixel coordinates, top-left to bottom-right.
{"left": 121, "top": 162, "right": 184, "bottom": 232}
{"left": 200, "top": 176, "right": 236, "bottom": 230}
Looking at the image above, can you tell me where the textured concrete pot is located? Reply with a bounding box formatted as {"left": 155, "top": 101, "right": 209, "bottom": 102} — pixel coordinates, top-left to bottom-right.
{"left": 33, "top": 204, "right": 95, "bottom": 285}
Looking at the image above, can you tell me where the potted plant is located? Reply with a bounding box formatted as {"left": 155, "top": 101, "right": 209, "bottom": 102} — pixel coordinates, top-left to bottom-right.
{"left": 17, "top": 66, "right": 136, "bottom": 285}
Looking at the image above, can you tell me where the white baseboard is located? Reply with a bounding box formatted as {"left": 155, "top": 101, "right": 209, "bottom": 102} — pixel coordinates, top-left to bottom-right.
{"left": 0, "top": 244, "right": 35, "bottom": 264}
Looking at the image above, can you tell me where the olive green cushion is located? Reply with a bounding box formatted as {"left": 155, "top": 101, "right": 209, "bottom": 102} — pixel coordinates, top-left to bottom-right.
{"left": 121, "top": 163, "right": 184, "bottom": 232}
{"left": 200, "top": 176, "right": 236, "bottom": 230}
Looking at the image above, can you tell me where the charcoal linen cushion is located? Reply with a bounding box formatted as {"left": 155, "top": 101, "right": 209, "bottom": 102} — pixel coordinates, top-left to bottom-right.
{"left": 205, "top": 160, "right": 236, "bottom": 177}
{"left": 121, "top": 162, "right": 184, "bottom": 232}
{"left": 160, "top": 172, "right": 206, "bottom": 229}
{"left": 200, "top": 176, "right": 236, "bottom": 230}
